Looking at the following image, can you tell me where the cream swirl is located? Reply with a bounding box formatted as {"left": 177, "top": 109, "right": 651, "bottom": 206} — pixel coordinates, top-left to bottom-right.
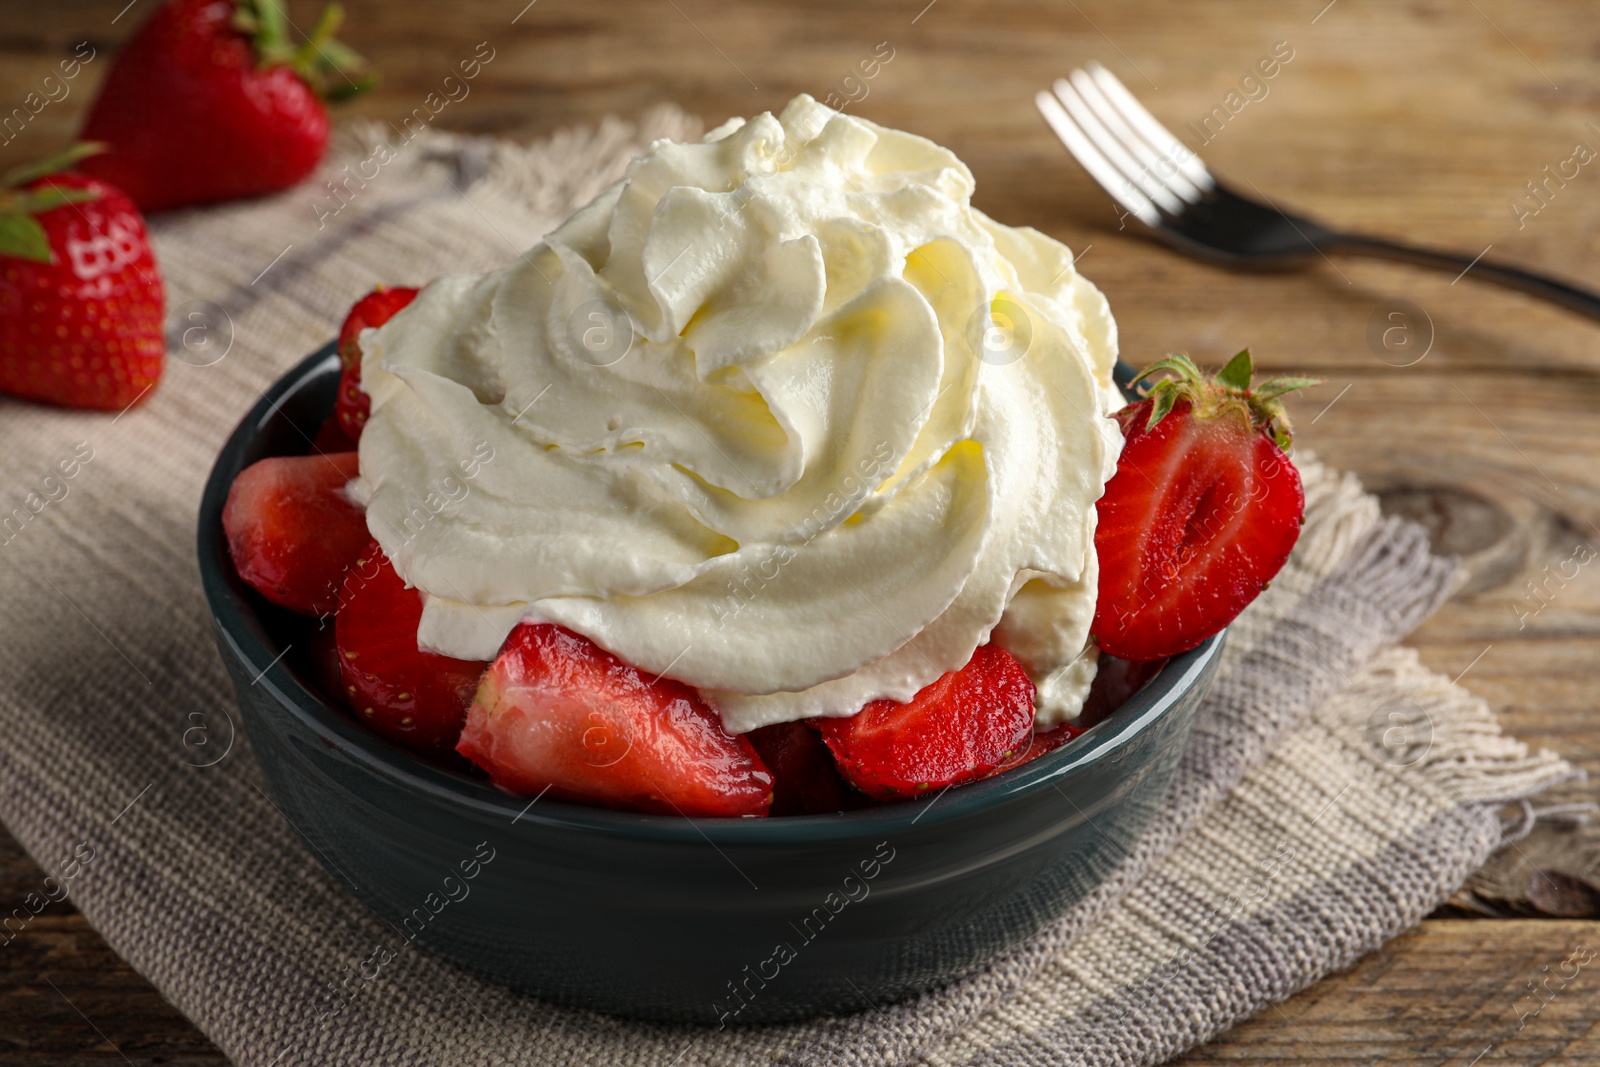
{"left": 353, "top": 94, "right": 1124, "bottom": 732}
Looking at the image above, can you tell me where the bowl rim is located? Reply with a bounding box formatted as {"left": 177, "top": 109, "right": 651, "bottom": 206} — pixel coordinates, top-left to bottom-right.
{"left": 198, "top": 343, "right": 1223, "bottom": 845}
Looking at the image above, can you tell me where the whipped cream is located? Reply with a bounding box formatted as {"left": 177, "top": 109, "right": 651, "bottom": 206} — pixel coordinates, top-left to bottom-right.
{"left": 353, "top": 94, "right": 1124, "bottom": 732}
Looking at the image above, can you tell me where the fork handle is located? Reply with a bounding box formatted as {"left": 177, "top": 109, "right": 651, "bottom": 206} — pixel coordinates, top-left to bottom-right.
{"left": 1321, "top": 233, "right": 1600, "bottom": 322}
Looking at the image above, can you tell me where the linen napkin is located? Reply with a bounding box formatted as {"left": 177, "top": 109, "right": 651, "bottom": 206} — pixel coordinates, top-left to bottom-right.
{"left": 0, "top": 108, "right": 1575, "bottom": 1067}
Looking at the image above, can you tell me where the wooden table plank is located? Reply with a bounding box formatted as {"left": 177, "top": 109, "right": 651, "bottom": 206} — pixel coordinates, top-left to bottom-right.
{"left": 0, "top": 834, "right": 225, "bottom": 1065}
{"left": 1181, "top": 919, "right": 1600, "bottom": 1065}
{"left": 1, "top": 0, "right": 1597, "bottom": 1062}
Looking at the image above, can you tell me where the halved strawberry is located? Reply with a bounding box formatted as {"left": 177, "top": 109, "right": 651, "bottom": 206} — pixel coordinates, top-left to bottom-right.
{"left": 815, "top": 644, "right": 1035, "bottom": 801}
{"left": 458, "top": 623, "right": 773, "bottom": 817}
{"left": 304, "top": 621, "right": 344, "bottom": 702}
{"left": 745, "top": 721, "right": 850, "bottom": 815}
{"left": 1093, "top": 350, "right": 1318, "bottom": 661}
{"left": 222, "top": 452, "right": 367, "bottom": 616}
{"left": 335, "top": 543, "right": 489, "bottom": 758}
{"left": 312, "top": 411, "right": 356, "bottom": 453}
{"left": 334, "top": 284, "right": 418, "bottom": 441}
{"left": 979, "top": 652, "right": 1168, "bottom": 778}
{"left": 984, "top": 720, "right": 1085, "bottom": 778}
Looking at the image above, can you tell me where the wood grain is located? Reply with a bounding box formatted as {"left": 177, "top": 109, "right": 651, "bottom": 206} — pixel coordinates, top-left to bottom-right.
{"left": 0, "top": 834, "right": 224, "bottom": 1065}
{"left": 1, "top": 0, "right": 1597, "bottom": 1061}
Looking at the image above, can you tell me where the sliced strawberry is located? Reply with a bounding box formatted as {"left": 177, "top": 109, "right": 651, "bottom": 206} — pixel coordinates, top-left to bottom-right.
{"left": 222, "top": 452, "right": 367, "bottom": 616}
{"left": 337, "top": 285, "right": 419, "bottom": 370}
{"left": 976, "top": 651, "right": 1168, "bottom": 780}
{"left": 985, "top": 721, "right": 1085, "bottom": 778}
{"left": 334, "top": 364, "right": 368, "bottom": 442}
{"left": 334, "top": 285, "right": 418, "bottom": 441}
{"left": 1093, "top": 350, "right": 1317, "bottom": 661}
{"left": 815, "top": 644, "right": 1035, "bottom": 801}
{"left": 458, "top": 623, "right": 773, "bottom": 817}
{"left": 745, "top": 721, "right": 850, "bottom": 815}
{"left": 335, "top": 543, "right": 489, "bottom": 758}
{"left": 303, "top": 621, "right": 344, "bottom": 701}
{"left": 312, "top": 411, "right": 357, "bottom": 453}
{"left": 978, "top": 653, "right": 1165, "bottom": 778}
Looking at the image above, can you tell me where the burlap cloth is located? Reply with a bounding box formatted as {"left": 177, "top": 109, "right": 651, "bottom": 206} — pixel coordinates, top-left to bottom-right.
{"left": 0, "top": 109, "right": 1579, "bottom": 1066}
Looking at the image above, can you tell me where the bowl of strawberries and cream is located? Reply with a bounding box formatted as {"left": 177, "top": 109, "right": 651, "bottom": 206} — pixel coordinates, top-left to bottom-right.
{"left": 199, "top": 97, "right": 1309, "bottom": 1019}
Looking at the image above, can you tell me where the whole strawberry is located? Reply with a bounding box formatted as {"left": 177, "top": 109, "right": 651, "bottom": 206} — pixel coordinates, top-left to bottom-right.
{"left": 1092, "top": 350, "right": 1320, "bottom": 660}
{"left": 80, "top": 0, "right": 374, "bottom": 213}
{"left": 0, "top": 145, "right": 164, "bottom": 411}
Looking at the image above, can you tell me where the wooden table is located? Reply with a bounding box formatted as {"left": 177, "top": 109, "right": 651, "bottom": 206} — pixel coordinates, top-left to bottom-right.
{"left": 4, "top": 0, "right": 1599, "bottom": 1061}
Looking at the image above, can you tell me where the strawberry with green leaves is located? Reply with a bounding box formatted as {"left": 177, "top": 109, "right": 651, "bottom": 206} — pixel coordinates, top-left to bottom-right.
{"left": 0, "top": 144, "right": 164, "bottom": 411}
{"left": 80, "top": 0, "right": 375, "bottom": 213}
{"left": 1093, "top": 350, "right": 1320, "bottom": 661}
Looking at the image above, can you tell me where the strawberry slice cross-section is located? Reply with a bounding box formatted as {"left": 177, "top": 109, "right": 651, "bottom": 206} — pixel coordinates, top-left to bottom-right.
{"left": 745, "top": 721, "right": 851, "bottom": 816}
{"left": 222, "top": 451, "right": 368, "bottom": 617}
{"left": 1093, "top": 350, "right": 1317, "bottom": 661}
{"left": 815, "top": 643, "right": 1036, "bottom": 801}
{"left": 335, "top": 542, "right": 489, "bottom": 759}
{"left": 334, "top": 284, "right": 419, "bottom": 441}
{"left": 457, "top": 623, "right": 774, "bottom": 818}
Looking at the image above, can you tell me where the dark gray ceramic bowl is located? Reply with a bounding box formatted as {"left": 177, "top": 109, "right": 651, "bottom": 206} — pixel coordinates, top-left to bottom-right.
{"left": 198, "top": 343, "right": 1223, "bottom": 1024}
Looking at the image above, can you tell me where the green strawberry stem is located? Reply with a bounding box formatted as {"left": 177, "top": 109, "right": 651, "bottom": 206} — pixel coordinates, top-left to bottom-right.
{"left": 1130, "top": 349, "right": 1322, "bottom": 452}
{"left": 0, "top": 143, "right": 106, "bottom": 264}
{"left": 234, "top": 0, "right": 377, "bottom": 102}
{"left": 2, "top": 142, "right": 106, "bottom": 190}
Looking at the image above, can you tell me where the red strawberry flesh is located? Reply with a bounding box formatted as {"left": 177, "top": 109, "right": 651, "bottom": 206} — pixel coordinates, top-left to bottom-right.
{"left": 1092, "top": 351, "right": 1315, "bottom": 661}
{"left": 1093, "top": 402, "right": 1302, "bottom": 660}
{"left": 978, "top": 653, "right": 1168, "bottom": 779}
{"left": 745, "top": 721, "right": 850, "bottom": 815}
{"left": 458, "top": 623, "right": 774, "bottom": 818}
{"left": 312, "top": 411, "right": 357, "bottom": 453}
{"left": 984, "top": 720, "right": 1085, "bottom": 778}
{"left": 222, "top": 451, "right": 368, "bottom": 616}
{"left": 335, "top": 285, "right": 418, "bottom": 440}
{"left": 338, "top": 285, "right": 419, "bottom": 369}
{"left": 335, "top": 543, "right": 489, "bottom": 758}
{"left": 816, "top": 643, "right": 1035, "bottom": 801}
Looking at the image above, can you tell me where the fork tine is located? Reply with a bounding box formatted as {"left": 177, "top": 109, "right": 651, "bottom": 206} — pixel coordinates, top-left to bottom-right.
{"left": 1034, "top": 89, "right": 1160, "bottom": 227}
{"left": 1068, "top": 69, "right": 1205, "bottom": 204}
{"left": 1051, "top": 78, "right": 1186, "bottom": 215}
{"left": 1084, "top": 62, "right": 1214, "bottom": 192}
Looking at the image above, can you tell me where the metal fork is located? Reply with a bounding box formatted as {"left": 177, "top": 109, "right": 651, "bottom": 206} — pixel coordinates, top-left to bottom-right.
{"left": 1036, "top": 63, "right": 1600, "bottom": 322}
